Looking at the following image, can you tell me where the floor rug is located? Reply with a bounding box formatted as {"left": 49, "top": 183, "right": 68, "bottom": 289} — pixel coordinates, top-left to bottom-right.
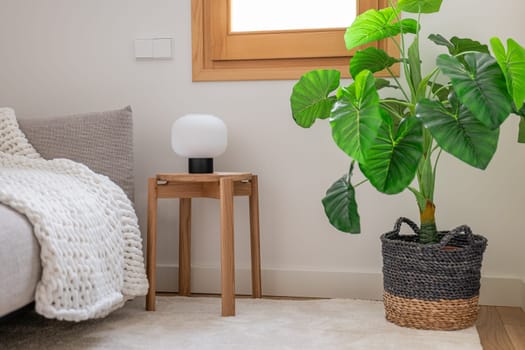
{"left": 0, "top": 296, "right": 482, "bottom": 349}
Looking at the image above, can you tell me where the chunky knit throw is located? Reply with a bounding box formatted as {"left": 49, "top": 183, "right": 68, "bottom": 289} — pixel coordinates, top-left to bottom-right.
{"left": 0, "top": 152, "right": 149, "bottom": 321}
{"left": 0, "top": 107, "right": 41, "bottom": 158}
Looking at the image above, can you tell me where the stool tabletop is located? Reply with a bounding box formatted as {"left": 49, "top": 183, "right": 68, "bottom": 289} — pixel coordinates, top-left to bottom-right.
{"left": 157, "top": 172, "right": 253, "bottom": 183}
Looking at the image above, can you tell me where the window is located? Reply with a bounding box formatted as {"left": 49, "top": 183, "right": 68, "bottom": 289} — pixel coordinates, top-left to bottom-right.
{"left": 191, "top": 0, "right": 397, "bottom": 81}
{"left": 229, "top": 0, "right": 356, "bottom": 32}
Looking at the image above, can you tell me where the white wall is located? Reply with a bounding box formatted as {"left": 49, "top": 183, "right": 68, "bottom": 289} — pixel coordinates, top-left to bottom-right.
{"left": 1, "top": 0, "right": 524, "bottom": 305}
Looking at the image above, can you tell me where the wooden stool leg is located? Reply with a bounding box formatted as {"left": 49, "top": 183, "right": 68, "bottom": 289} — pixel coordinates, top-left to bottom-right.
{"left": 179, "top": 198, "right": 192, "bottom": 296}
{"left": 146, "top": 178, "right": 158, "bottom": 311}
{"left": 249, "top": 175, "right": 262, "bottom": 298}
{"left": 220, "top": 178, "right": 235, "bottom": 316}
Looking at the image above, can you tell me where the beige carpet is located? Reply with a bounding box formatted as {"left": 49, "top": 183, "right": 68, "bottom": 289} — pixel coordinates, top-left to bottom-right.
{"left": 0, "top": 296, "right": 482, "bottom": 349}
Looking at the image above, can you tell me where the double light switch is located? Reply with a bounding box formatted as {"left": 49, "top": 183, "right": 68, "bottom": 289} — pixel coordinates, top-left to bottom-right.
{"left": 135, "top": 38, "right": 172, "bottom": 59}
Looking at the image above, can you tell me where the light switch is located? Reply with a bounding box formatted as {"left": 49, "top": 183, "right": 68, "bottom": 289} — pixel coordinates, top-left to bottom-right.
{"left": 135, "top": 39, "right": 153, "bottom": 58}
{"left": 153, "top": 38, "right": 172, "bottom": 58}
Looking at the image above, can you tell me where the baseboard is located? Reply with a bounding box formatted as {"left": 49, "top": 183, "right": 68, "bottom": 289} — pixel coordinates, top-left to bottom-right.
{"left": 522, "top": 279, "right": 525, "bottom": 311}
{"left": 156, "top": 264, "right": 523, "bottom": 307}
{"left": 478, "top": 276, "right": 524, "bottom": 306}
{"left": 156, "top": 264, "right": 383, "bottom": 300}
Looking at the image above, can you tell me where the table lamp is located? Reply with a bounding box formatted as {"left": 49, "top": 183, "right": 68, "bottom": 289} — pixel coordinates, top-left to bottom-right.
{"left": 171, "top": 114, "right": 227, "bottom": 173}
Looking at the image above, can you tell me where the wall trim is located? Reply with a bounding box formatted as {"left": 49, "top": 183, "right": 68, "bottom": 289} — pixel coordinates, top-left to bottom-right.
{"left": 478, "top": 276, "right": 524, "bottom": 307}
{"left": 522, "top": 280, "right": 525, "bottom": 311}
{"left": 156, "top": 264, "right": 523, "bottom": 307}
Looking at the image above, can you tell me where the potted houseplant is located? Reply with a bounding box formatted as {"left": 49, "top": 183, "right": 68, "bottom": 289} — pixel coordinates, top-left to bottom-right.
{"left": 290, "top": 0, "right": 525, "bottom": 330}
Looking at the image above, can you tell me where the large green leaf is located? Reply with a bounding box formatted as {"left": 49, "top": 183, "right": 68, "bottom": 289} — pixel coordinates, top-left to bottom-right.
{"left": 360, "top": 115, "right": 423, "bottom": 194}
{"left": 290, "top": 69, "right": 340, "bottom": 128}
{"left": 450, "top": 37, "right": 490, "bottom": 55}
{"left": 398, "top": 0, "right": 443, "bottom": 13}
{"left": 350, "top": 47, "right": 399, "bottom": 78}
{"left": 380, "top": 99, "right": 408, "bottom": 120}
{"left": 322, "top": 169, "right": 361, "bottom": 233}
{"left": 344, "top": 8, "right": 418, "bottom": 51}
{"left": 375, "top": 78, "right": 397, "bottom": 90}
{"left": 399, "top": 19, "right": 419, "bottom": 34}
{"left": 428, "top": 33, "right": 453, "bottom": 50}
{"left": 416, "top": 98, "right": 499, "bottom": 169}
{"left": 437, "top": 53, "right": 512, "bottom": 129}
{"left": 490, "top": 37, "right": 525, "bottom": 111}
{"left": 428, "top": 81, "right": 450, "bottom": 102}
{"left": 330, "top": 70, "right": 382, "bottom": 163}
{"left": 429, "top": 34, "right": 489, "bottom": 56}
{"left": 408, "top": 38, "right": 422, "bottom": 98}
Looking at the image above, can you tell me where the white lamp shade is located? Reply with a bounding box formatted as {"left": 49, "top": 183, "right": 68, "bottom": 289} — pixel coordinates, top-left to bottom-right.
{"left": 171, "top": 114, "right": 228, "bottom": 158}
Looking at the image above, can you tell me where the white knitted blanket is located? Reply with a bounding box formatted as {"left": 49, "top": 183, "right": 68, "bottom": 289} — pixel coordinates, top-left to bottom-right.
{"left": 0, "top": 152, "right": 149, "bottom": 321}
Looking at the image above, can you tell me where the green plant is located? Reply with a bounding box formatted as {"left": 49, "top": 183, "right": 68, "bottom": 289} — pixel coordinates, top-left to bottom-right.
{"left": 290, "top": 0, "right": 525, "bottom": 244}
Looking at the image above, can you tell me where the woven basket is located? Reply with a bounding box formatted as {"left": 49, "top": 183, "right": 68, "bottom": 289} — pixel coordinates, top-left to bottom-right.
{"left": 381, "top": 217, "right": 487, "bottom": 330}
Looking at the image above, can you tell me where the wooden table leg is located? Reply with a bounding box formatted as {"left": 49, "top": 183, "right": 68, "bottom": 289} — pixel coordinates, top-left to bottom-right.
{"left": 146, "top": 178, "right": 158, "bottom": 311}
{"left": 219, "top": 177, "right": 235, "bottom": 316}
{"left": 249, "top": 175, "right": 262, "bottom": 298}
{"left": 179, "top": 198, "right": 192, "bottom": 296}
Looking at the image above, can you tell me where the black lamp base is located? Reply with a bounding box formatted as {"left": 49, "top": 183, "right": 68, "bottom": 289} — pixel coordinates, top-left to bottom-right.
{"left": 188, "top": 158, "right": 214, "bottom": 173}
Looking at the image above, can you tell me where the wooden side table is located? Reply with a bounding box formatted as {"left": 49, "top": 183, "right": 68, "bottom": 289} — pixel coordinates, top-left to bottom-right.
{"left": 145, "top": 172, "right": 262, "bottom": 316}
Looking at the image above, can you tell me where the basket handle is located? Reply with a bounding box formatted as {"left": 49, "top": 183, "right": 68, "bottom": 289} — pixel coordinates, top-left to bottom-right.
{"left": 439, "top": 225, "right": 475, "bottom": 248}
{"left": 392, "top": 217, "right": 420, "bottom": 236}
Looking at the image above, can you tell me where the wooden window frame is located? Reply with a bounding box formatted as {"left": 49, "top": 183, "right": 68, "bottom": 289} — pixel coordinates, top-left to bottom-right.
{"left": 192, "top": 0, "right": 398, "bottom": 81}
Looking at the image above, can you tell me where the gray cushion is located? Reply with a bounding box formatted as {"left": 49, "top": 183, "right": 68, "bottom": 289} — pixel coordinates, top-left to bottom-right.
{"left": 0, "top": 205, "right": 41, "bottom": 317}
{"left": 18, "top": 106, "right": 134, "bottom": 201}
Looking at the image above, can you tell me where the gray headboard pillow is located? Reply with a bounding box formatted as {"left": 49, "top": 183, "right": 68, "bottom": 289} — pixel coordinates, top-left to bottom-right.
{"left": 17, "top": 106, "right": 135, "bottom": 201}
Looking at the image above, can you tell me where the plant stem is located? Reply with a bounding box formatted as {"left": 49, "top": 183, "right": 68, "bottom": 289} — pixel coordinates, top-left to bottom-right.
{"left": 388, "top": 1, "right": 414, "bottom": 102}
{"left": 432, "top": 83, "right": 452, "bottom": 100}
{"left": 348, "top": 161, "right": 367, "bottom": 187}
{"left": 427, "top": 68, "right": 441, "bottom": 99}
{"left": 419, "top": 200, "right": 439, "bottom": 244}
{"left": 386, "top": 67, "right": 411, "bottom": 101}
{"left": 433, "top": 149, "right": 443, "bottom": 179}
{"left": 354, "top": 179, "right": 369, "bottom": 188}
{"left": 348, "top": 160, "right": 355, "bottom": 178}
{"left": 381, "top": 99, "right": 414, "bottom": 108}
{"left": 418, "top": 144, "right": 441, "bottom": 244}
{"left": 387, "top": 0, "right": 438, "bottom": 245}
